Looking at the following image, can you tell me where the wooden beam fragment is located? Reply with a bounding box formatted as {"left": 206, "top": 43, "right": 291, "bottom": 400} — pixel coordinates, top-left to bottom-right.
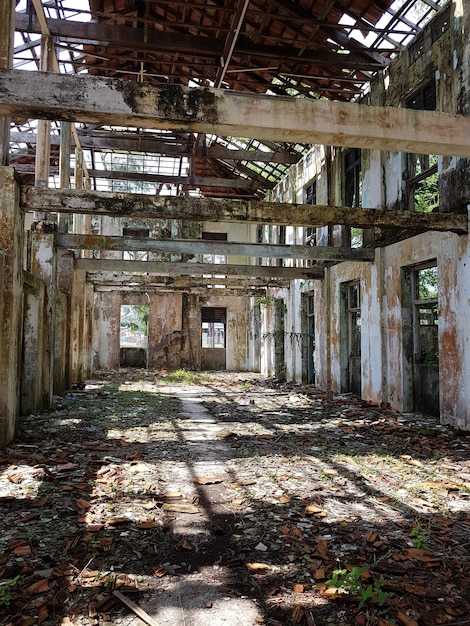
{"left": 75, "top": 258, "right": 324, "bottom": 279}
{"left": 113, "top": 590, "right": 161, "bottom": 626}
{"left": 2, "top": 69, "right": 470, "bottom": 157}
{"left": 57, "top": 233, "right": 375, "bottom": 261}
{"left": 21, "top": 188, "right": 468, "bottom": 233}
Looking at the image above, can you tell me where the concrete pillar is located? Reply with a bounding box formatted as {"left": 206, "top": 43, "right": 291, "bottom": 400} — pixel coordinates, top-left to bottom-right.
{"left": 35, "top": 36, "right": 55, "bottom": 220}
{"left": 31, "top": 225, "right": 57, "bottom": 408}
{"left": 56, "top": 250, "right": 74, "bottom": 391}
{"left": 0, "top": 167, "right": 24, "bottom": 447}
{"left": 58, "top": 122, "right": 72, "bottom": 234}
{"left": 0, "top": 1, "right": 15, "bottom": 166}
{"left": 21, "top": 273, "right": 45, "bottom": 415}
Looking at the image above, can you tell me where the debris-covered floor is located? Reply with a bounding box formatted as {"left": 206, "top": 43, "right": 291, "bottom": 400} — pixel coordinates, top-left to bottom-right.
{"left": 2, "top": 370, "right": 470, "bottom": 626}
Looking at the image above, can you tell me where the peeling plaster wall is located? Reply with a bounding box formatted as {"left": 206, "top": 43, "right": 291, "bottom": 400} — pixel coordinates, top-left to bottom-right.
{"left": 147, "top": 292, "right": 183, "bottom": 371}
{"left": 94, "top": 289, "right": 121, "bottom": 369}
{"left": 260, "top": 1, "right": 470, "bottom": 428}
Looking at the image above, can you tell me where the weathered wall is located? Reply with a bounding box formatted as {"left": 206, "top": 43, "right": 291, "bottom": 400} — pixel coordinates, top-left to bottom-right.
{"left": 21, "top": 271, "right": 45, "bottom": 415}
{"left": 148, "top": 292, "right": 184, "bottom": 370}
{"left": 0, "top": 167, "right": 23, "bottom": 446}
{"left": 260, "top": 1, "right": 470, "bottom": 428}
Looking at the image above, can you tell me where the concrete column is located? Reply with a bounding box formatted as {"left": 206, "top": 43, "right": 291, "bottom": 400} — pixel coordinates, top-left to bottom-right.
{"left": 31, "top": 225, "right": 57, "bottom": 409}
{"left": 35, "top": 36, "right": 55, "bottom": 220}
{"left": 0, "top": 1, "right": 15, "bottom": 166}
{"left": 0, "top": 167, "right": 24, "bottom": 447}
{"left": 21, "top": 273, "right": 45, "bottom": 415}
{"left": 58, "top": 122, "right": 72, "bottom": 234}
{"left": 56, "top": 250, "right": 75, "bottom": 391}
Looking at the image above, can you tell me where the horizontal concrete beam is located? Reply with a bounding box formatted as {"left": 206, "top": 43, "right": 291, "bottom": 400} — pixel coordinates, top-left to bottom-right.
{"left": 87, "top": 273, "right": 290, "bottom": 288}
{"left": 22, "top": 187, "right": 468, "bottom": 233}
{"left": 57, "top": 234, "right": 375, "bottom": 261}
{"left": 75, "top": 258, "right": 324, "bottom": 279}
{"left": 2, "top": 69, "right": 470, "bottom": 156}
{"left": 94, "top": 285, "right": 266, "bottom": 296}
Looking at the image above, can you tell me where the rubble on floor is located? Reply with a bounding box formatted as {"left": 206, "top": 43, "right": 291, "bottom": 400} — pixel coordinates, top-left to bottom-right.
{"left": 1, "top": 370, "right": 470, "bottom": 626}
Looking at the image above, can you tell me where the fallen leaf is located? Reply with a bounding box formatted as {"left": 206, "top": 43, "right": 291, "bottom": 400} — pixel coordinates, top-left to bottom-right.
{"left": 162, "top": 491, "right": 183, "bottom": 500}
{"left": 246, "top": 562, "right": 270, "bottom": 571}
{"left": 152, "top": 566, "right": 168, "bottom": 577}
{"left": 25, "top": 579, "right": 50, "bottom": 595}
{"left": 76, "top": 498, "right": 92, "bottom": 510}
{"left": 162, "top": 503, "right": 199, "bottom": 514}
{"left": 293, "top": 583, "right": 304, "bottom": 593}
{"left": 7, "top": 472, "right": 23, "bottom": 483}
{"left": 179, "top": 539, "right": 193, "bottom": 550}
{"left": 396, "top": 611, "right": 419, "bottom": 626}
{"left": 305, "top": 503, "right": 327, "bottom": 516}
{"left": 138, "top": 520, "right": 158, "bottom": 529}
{"left": 194, "top": 476, "right": 224, "bottom": 485}
{"left": 56, "top": 463, "right": 77, "bottom": 472}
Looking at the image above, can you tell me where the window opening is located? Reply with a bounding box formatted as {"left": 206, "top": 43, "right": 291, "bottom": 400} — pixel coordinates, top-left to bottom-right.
{"left": 277, "top": 225, "right": 286, "bottom": 267}
{"left": 202, "top": 232, "right": 227, "bottom": 265}
{"left": 410, "top": 262, "right": 439, "bottom": 417}
{"left": 120, "top": 305, "right": 148, "bottom": 349}
{"left": 347, "top": 282, "right": 361, "bottom": 396}
{"left": 406, "top": 82, "right": 439, "bottom": 212}
{"left": 306, "top": 181, "right": 317, "bottom": 205}
{"left": 122, "top": 227, "right": 150, "bottom": 261}
{"left": 304, "top": 181, "right": 317, "bottom": 264}
{"left": 344, "top": 148, "right": 363, "bottom": 248}
{"left": 412, "top": 264, "right": 438, "bottom": 365}
{"left": 202, "top": 307, "right": 226, "bottom": 348}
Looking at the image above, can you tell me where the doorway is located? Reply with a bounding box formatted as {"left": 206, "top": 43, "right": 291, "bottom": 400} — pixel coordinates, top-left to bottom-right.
{"left": 201, "top": 307, "right": 226, "bottom": 370}
{"left": 412, "top": 264, "right": 439, "bottom": 416}
{"left": 341, "top": 282, "right": 361, "bottom": 396}
{"left": 120, "top": 305, "right": 148, "bottom": 368}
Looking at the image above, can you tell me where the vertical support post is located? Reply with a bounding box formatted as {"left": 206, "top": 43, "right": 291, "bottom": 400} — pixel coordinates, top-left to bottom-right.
{"left": 35, "top": 36, "right": 55, "bottom": 220}
{"left": 0, "top": 167, "right": 24, "bottom": 447}
{"left": 0, "top": 0, "right": 15, "bottom": 165}
{"left": 31, "top": 226, "right": 57, "bottom": 409}
{"left": 58, "top": 121, "right": 72, "bottom": 233}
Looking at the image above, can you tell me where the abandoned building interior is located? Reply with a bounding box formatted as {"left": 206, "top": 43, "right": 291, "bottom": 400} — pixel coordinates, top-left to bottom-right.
{"left": 0, "top": 0, "right": 469, "bottom": 450}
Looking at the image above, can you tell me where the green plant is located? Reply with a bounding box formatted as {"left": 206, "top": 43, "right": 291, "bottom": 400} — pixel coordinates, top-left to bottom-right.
{"left": 159, "top": 369, "right": 207, "bottom": 384}
{"left": 410, "top": 524, "right": 429, "bottom": 549}
{"left": 325, "top": 567, "right": 393, "bottom": 609}
{"left": 0, "top": 576, "right": 20, "bottom": 607}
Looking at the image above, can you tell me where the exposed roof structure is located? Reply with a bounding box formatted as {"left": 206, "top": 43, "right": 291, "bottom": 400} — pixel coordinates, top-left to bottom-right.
{"left": 12, "top": 0, "right": 447, "bottom": 198}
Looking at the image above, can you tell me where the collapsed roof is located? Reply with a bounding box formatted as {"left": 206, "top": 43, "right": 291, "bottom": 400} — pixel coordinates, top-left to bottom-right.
{"left": 12, "top": 0, "right": 446, "bottom": 198}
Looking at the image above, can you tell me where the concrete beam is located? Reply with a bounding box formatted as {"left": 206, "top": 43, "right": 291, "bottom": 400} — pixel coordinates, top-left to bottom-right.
{"left": 57, "top": 233, "right": 375, "bottom": 261}
{"left": 94, "top": 285, "right": 266, "bottom": 296}
{"left": 75, "top": 258, "right": 324, "bottom": 279}
{"left": 1, "top": 69, "right": 470, "bottom": 157}
{"left": 21, "top": 187, "right": 469, "bottom": 233}
{"left": 87, "top": 273, "right": 290, "bottom": 288}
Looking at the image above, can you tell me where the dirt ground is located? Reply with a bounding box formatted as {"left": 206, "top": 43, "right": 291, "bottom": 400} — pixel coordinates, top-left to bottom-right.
{"left": 1, "top": 370, "right": 470, "bottom": 626}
